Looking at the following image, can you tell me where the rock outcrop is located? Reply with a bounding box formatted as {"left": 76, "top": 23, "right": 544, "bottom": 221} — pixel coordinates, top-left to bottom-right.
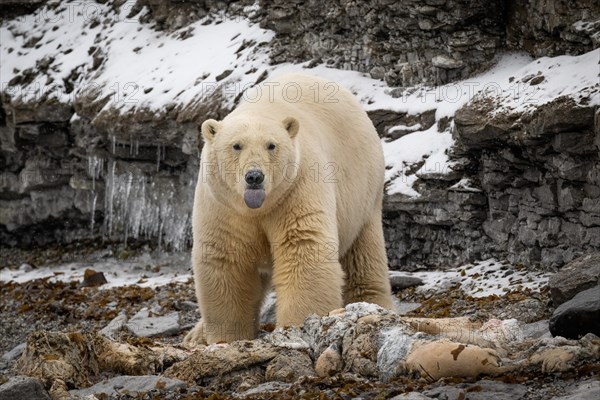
{"left": 1, "top": 0, "right": 599, "bottom": 270}
{"left": 259, "top": 0, "right": 506, "bottom": 87}
{"left": 387, "top": 97, "right": 599, "bottom": 269}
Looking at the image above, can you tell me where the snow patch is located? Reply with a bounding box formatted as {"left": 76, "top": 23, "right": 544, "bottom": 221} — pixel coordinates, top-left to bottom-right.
{"left": 389, "top": 259, "right": 551, "bottom": 298}
{"left": 0, "top": 252, "right": 192, "bottom": 289}
{"left": 382, "top": 125, "right": 454, "bottom": 197}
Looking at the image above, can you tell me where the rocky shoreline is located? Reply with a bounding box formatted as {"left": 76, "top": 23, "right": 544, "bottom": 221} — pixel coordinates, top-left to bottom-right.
{"left": 1, "top": 248, "right": 598, "bottom": 399}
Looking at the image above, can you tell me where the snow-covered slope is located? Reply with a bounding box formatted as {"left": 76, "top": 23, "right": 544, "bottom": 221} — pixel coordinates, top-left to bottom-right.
{"left": 1, "top": 0, "right": 598, "bottom": 198}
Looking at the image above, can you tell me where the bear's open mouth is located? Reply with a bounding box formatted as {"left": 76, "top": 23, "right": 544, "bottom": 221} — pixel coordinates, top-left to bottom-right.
{"left": 243, "top": 188, "right": 266, "bottom": 209}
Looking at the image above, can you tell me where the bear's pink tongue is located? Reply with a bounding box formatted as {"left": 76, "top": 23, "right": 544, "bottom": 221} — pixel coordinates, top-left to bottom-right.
{"left": 244, "top": 189, "right": 266, "bottom": 209}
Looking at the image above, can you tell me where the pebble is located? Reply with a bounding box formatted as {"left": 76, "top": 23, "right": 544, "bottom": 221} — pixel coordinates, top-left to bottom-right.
{"left": 499, "top": 298, "right": 547, "bottom": 323}
{"left": 529, "top": 75, "right": 545, "bottom": 85}
{"left": 18, "top": 263, "right": 33, "bottom": 272}
{"left": 81, "top": 268, "right": 108, "bottom": 287}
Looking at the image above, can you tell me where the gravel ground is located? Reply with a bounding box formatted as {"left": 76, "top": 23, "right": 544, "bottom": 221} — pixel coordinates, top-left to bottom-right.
{"left": 0, "top": 243, "right": 597, "bottom": 399}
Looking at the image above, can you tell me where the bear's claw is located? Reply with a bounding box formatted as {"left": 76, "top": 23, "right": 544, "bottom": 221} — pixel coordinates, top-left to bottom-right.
{"left": 183, "top": 321, "right": 207, "bottom": 348}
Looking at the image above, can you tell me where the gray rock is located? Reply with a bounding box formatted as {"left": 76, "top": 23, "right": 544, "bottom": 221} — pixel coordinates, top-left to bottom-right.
{"left": 423, "top": 380, "right": 527, "bottom": 400}
{"left": 125, "top": 308, "right": 181, "bottom": 338}
{"left": 237, "top": 381, "right": 291, "bottom": 398}
{"left": 521, "top": 320, "right": 552, "bottom": 340}
{"left": 1, "top": 342, "right": 26, "bottom": 362}
{"left": 369, "top": 66, "right": 387, "bottom": 80}
{"left": 0, "top": 376, "right": 51, "bottom": 400}
{"left": 19, "top": 263, "right": 33, "bottom": 272}
{"left": 499, "top": 298, "right": 547, "bottom": 323}
{"left": 100, "top": 311, "right": 128, "bottom": 339}
{"left": 390, "top": 393, "right": 433, "bottom": 400}
{"left": 422, "top": 385, "right": 466, "bottom": 400}
{"left": 389, "top": 272, "right": 424, "bottom": 290}
{"left": 259, "top": 291, "right": 277, "bottom": 325}
{"left": 392, "top": 298, "right": 421, "bottom": 315}
{"left": 551, "top": 379, "right": 600, "bottom": 400}
{"left": 69, "top": 375, "right": 186, "bottom": 397}
{"left": 174, "top": 300, "right": 199, "bottom": 311}
{"left": 431, "top": 55, "right": 464, "bottom": 69}
{"left": 549, "top": 253, "right": 600, "bottom": 306}
{"left": 549, "top": 285, "right": 600, "bottom": 339}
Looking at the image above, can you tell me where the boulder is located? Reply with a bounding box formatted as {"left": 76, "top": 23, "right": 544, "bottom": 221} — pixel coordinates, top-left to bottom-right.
{"left": 0, "top": 376, "right": 51, "bottom": 400}
{"left": 549, "top": 286, "right": 600, "bottom": 339}
{"left": 549, "top": 253, "right": 600, "bottom": 306}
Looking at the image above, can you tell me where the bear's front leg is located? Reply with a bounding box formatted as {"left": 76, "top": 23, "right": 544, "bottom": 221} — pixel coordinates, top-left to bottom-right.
{"left": 271, "top": 220, "right": 344, "bottom": 326}
{"left": 184, "top": 240, "right": 264, "bottom": 345}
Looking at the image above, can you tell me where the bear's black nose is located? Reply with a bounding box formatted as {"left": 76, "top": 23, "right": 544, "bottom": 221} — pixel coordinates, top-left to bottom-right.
{"left": 245, "top": 170, "right": 264, "bottom": 187}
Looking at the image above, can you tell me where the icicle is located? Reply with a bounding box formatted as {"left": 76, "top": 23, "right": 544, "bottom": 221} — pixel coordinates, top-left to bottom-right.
{"left": 107, "top": 161, "right": 116, "bottom": 236}
{"left": 90, "top": 192, "right": 97, "bottom": 235}
{"left": 88, "top": 157, "right": 95, "bottom": 190}
{"left": 97, "top": 158, "right": 194, "bottom": 250}
{"left": 156, "top": 144, "right": 161, "bottom": 172}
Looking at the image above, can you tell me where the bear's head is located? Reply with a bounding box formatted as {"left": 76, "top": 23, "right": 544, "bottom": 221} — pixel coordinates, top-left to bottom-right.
{"left": 200, "top": 115, "right": 300, "bottom": 213}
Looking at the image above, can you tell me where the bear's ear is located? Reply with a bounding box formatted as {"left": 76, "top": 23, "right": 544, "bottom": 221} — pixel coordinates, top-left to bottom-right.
{"left": 201, "top": 119, "right": 221, "bottom": 143}
{"left": 283, "top": 117, "right": 299, "bottom": 139}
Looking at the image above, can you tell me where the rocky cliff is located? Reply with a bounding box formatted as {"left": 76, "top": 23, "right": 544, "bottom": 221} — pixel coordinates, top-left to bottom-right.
{"left": 0, "top": 0, "right": 599, "bottom": 270}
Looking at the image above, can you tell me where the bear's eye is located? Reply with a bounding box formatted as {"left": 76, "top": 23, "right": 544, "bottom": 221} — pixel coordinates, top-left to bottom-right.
{"left": 267, "top": 143, "right": 276, "bottom": 151}
{"left": 232, "top": 144, "right": 242, "bottom": 151}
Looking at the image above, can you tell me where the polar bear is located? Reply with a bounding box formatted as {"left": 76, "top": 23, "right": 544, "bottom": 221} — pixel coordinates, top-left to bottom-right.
{"left": 184, "top": 73, "right": 393, "bottom": 345}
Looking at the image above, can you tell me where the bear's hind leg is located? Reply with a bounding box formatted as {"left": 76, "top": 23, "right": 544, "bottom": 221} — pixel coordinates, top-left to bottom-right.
{"left": 341, "top": 211, "right": 394, "bottom": 309}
